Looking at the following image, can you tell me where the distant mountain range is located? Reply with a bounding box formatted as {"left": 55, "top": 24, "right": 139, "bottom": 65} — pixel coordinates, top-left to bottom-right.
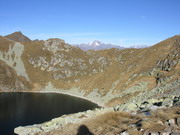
{"left": 74, "top": 40, "right": 124, "bottom": 51}
{"left": 127, "top": 45, "right": 149, "bottom": 48}
{"left": 73, "top": 40, "right": 149, "bottom": 51}
{"left": 4, "top": 31, "right": 148, "bottom": 50}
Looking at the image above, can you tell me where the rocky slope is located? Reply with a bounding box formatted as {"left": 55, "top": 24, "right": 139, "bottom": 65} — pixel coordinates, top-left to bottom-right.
{"left": 0, "top": 32, "right": 179, "bottom": 134}
{"left": 0, "top": 32, "right": 180, "bottom": 106}
{"left": 0, "top": 59, "right": 31, "bottom": 91}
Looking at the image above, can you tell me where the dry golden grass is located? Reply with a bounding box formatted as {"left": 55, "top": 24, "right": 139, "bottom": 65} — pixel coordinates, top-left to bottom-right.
{"left": 0, "top": 36, "right": 14, "bottom": 52}
{"left": 38, "top": 107, "right": 180, "bottom": 135}
{"left": 39, "top": 111, "right": 142, "bottom": 135}
{"left": 140, "top": 107, "right": 180, "bottom": 132}
{"left": 150, "top": 106, "right": 180, "bottom": 122}
{"left": 141, "top": 119, "right": 166, "bottom": 132}
{"left": 106, "top": 91, "right": 142, "bottom": 106}
{"left": 1, "top": 34, "right": 178, "bottom": 107}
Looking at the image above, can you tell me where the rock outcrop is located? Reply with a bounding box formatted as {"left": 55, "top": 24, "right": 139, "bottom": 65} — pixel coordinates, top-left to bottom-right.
{"left": 0, "top": 33, "right": 180, "bottom": 105}
{"left": 0, "top": 60, "right": 31, "bottom": 91}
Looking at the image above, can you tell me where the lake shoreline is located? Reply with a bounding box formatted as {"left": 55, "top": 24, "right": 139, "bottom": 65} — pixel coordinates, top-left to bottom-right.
{"left": 0, "top": 91, "right": 101, "bottom": 135}
{"left": 0, "top": 90, "right": 104, "bottom": 108}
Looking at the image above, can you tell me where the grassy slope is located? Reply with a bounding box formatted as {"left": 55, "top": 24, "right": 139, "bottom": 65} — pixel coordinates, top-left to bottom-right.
{"left": 39, "top": 107, "right": 180, "bottom": 135}
{"left": 0, "top": 35, "right": 180, "bottom": 106}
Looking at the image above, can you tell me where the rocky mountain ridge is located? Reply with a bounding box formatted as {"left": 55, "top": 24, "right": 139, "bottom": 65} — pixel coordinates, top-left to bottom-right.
{"left": 0, "top": 32, "right": 179, "bottom": 107}
{"left": 0, "top": 32, "right": 179, "bottom": 135}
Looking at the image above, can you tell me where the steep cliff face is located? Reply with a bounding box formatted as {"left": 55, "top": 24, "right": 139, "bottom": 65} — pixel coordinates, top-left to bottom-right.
{"left": 0, "top": 33, "right": 180, "bottom": 106}
{"left": 0, "top": 36, "right": 29, "bottom": 80}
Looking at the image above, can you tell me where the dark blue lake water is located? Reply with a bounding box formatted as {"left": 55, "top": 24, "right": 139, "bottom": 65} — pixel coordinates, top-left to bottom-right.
{"left": 0, "top": 92, "right": 98, "bottom": 135}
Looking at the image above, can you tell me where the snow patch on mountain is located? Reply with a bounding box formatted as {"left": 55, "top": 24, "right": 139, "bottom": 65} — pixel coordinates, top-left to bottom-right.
{"left": 73, "top": 40, "right": 124, "bottom": 51}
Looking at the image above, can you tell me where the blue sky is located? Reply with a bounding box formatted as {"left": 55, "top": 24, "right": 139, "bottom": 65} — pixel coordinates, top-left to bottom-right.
{"left": 0, "top": 0, "right": 180, "bottom": 47}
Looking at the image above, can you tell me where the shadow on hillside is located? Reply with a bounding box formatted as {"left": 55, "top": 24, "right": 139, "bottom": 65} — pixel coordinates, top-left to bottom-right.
{"left": 77, "top": 125, "right": 94, "bottom": 135}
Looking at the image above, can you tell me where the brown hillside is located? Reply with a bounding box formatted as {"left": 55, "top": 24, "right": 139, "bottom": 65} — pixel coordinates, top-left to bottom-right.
{"left": 0, "top": 36, "right": 14, "bottom": 52}
{"left": 0, "top": 34, "right": 179, "bottom": 106}
{"left": 0, "top": 60, "right": 31, "bottom": 91}
{"left": 5, "top": 31, "right": 31, "bottom": 42}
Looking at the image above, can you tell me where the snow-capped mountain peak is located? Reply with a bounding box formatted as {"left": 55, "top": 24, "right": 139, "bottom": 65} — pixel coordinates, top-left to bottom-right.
{"left": 74, "top": 40, "right": 124, "bottom": 51}
{"left": 88, "top": 40, "right": 103, "bottom": 46}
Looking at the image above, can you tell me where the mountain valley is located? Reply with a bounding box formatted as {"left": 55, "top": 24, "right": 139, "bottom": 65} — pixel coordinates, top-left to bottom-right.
{"left": 0, "top": 32, "right": 180, "bottom": 135}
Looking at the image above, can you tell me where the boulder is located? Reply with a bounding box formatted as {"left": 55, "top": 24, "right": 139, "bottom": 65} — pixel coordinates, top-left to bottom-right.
{"left": 14, "top": 126, "right": 42, "bottom": 135}
{"left": 162, "top": 98, "right": 173, "bottom": 107}
{"left": 150, "top": 132, "right": 160, "bottom": 135}
{"left": 168, "top": 119, "right": 176, "bottom": 127}
{"left": 120, "top": 131, "right": 129, "bottom": 135}
{"left": 174, "top": 100, "right": 180, "bottom": 106}
{"left": 143, "top": 130, "right": 150, "bottom": 135}
{"left": 173, "top": 96, "right": 180, "bottom": 106}
{"left": 125, "top": 103, "right": 138, "bottom": 111}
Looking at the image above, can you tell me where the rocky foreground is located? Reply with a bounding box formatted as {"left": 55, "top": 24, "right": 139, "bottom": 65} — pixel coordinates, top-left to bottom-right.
{"left": 14, "top": 78, "right": 180, "bottom": 135}
{"left": 15, "top": 95, "right": 180, "bottom": 135}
